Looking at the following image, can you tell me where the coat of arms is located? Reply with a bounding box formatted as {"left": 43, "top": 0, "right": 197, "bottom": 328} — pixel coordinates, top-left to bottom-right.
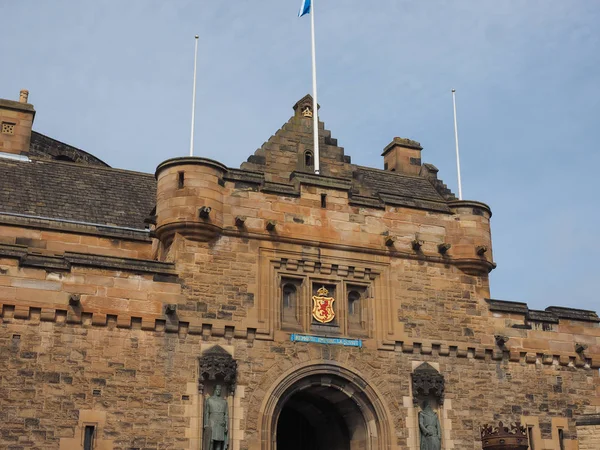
{"left": 312, "top": 286, "right": 335, "bottom": 323}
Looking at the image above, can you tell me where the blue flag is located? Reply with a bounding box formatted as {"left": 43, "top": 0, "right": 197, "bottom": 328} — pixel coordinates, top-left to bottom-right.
{"left": 298, "top": 0, "right": 311, "bottom": 17}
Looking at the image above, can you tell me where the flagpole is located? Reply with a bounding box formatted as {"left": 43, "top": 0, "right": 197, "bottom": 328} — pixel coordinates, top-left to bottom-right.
{"left": 452, "top": 89, "right": 463, "bottom": 200}
{"left": 310, "top": 0, "right": 320, "bottom": 175}
{"left": 190, "top": 35, "right": 199, "bottom": 157}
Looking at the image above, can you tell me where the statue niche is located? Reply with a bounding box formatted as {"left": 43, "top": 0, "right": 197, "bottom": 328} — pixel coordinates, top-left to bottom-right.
{"left": 199, "top": 346, "right": 238, "bottom": 450}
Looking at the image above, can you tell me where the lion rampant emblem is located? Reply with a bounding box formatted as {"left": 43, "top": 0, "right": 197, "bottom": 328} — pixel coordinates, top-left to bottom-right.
{"left": 312, "top": 286, "right": 335, "bottom": 323}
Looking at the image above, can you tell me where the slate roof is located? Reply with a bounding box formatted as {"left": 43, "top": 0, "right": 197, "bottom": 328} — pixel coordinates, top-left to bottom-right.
{"left": 29, "top": 131, "right": 110, "bottom": 167}
{"left": 353, "top": 166, "right": 447, "bottom": 202}
{"left": 0, "top": 157, "right": 155, "bottom": 229}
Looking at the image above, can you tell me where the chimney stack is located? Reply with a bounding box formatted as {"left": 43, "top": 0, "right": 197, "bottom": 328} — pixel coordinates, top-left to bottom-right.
{"left": 0, "top": 90, "right": 35, "bottom": 157}
{"left": 382, "top": 137, "right": 422, "bottom": 175}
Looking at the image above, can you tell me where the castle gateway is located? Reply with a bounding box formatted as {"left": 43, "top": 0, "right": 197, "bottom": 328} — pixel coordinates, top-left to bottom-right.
{"left": 0, "top": 91, "right": 599, "bottom": 450}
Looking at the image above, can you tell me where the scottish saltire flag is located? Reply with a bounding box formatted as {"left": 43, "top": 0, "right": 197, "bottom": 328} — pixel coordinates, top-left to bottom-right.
{"left": 298, "top": 0, "right": 311, "bottom": 17}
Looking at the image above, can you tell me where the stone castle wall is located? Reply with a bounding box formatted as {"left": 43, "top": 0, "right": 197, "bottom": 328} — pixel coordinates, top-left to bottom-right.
{"left": 1, "top": 315, "right": 598, "bottom": 449}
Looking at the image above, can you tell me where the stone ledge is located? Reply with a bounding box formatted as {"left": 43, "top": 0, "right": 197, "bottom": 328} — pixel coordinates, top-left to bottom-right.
{"left": 1, "top": 303, "right": 597, "bottom": 369}
{"left": 0, "top": 243, "right": 177, "bottom": 277}
{"left": 0, "top": 98, "right": 35, "bottom": 113}
{"left": 224, "top": 168, "right": 264, "bottom": 184}
{"left": 487, "top": 299, "right": 599, "bottom": 324}
{"left": 155, "top": 156, "right": 228, "bottom": 178}
{"left": 0, "top": 213, "right": 151, "bottom": 241}
{"left": 261, "top": 182, "right": 300, "bottom": 197}
{"left": 290, "top": 171, "right": 353, "bottom": 191}
{"left": 378, "top": 193, "right": 451, "bottom": 213}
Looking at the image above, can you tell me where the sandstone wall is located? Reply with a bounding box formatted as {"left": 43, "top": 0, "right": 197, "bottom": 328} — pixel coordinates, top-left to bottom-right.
{"left": 1, "top": 318, "right": 598, "bottom": 449}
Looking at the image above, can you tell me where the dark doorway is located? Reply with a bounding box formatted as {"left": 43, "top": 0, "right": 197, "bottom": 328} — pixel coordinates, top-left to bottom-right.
{"left": 276, "top": 389, "right": 353, "bottom": 450}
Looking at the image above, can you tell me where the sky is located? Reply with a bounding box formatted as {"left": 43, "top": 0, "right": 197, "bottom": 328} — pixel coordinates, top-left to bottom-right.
{"left": 1, "top": 1, "right": 599, "bottom": 312}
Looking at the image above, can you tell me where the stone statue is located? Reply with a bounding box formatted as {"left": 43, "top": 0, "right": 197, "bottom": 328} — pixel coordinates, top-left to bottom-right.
{"left": 204, "top": 385, "right": 229, "bottom": 450}
{"left": 419, "top": 400, "right": 441, "bottom": 450}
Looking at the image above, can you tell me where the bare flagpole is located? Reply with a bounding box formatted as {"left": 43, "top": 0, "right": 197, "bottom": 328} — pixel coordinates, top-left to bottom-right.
{"left": 452, "top": 89, "right": 463, "bottom": 200}
{"left": 310, "top": 0, "right": 320, "bottom": 175}
{"left": 190, "top": 35, "right": 199, "bottom": 157}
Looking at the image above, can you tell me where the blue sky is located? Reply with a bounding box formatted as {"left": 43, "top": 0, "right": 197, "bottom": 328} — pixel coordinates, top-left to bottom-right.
{"left": 2, "top": 1, "right": 599, "bottom": 312}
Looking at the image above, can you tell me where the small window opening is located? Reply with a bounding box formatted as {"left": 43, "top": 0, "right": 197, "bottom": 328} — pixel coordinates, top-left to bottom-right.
{"left": 178, "top": 171, "right": 185, "bottom": 189}
{"left": 283, "top": 284, "right": 296, "bottom": 310}
{"left": 384, "top": 162, "right": 388, "bottom": 170}
{"left": 281, "top": 279, "right": 302, "bottom": 329}
{"left": 390, "top": 168, "right": 396, "bottom": 172}
{"left": 304, "top": 151, "right": 313, "bottom": 167}
{"left": 55, "top": 155, "right": 75, "bottom": 162}
{"left": 527, "top": 426, "right": 535, "bottom": 450}
{"left": 84, "top": 425, "right": 95, "bottom": 450}
{"left": 558, "top": 429, "right": 564, "bottom": 450}
{"left": 348, "top": 290, "right": 361, "bottom": 323}
{"left": 320, "top": 194, "right": 327, "bottom": 208}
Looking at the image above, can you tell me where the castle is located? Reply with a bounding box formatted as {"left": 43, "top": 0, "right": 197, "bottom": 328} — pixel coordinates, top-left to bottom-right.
{"left": 0, "top": 90, "right": 598, "bottom": 449}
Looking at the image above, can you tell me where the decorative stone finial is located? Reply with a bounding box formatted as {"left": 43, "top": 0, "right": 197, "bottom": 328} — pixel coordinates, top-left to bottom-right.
{"left": 19, "top": 89, "right": 29, "bottom": 103}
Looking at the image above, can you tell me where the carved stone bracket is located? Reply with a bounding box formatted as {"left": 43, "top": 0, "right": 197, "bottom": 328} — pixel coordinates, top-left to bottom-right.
{"left": 411, "top": 362, "right": 445, "bottom": 404}
{"left": 198, "top": 345, "right": 237, "bottom": 394}
{"left": 481, "top": 421, "right": 528, "bottom": 450}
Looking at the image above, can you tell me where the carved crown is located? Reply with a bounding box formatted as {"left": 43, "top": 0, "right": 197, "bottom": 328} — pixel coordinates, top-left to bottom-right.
{"left": 316, "top": 286, "right": 330, "bottom": 297}
{"left": 480, "top": 421, "right": 528, "bottom": 450}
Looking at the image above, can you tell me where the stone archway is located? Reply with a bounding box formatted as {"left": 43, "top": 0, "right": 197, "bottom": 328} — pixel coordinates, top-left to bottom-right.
{"left": 259, "top": 362, "right": 393, "bottom": 450}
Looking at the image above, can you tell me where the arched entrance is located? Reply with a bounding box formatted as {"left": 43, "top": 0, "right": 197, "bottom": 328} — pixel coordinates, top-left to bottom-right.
{"left": 260, "top": 363, "right": 392, "bottom": 450}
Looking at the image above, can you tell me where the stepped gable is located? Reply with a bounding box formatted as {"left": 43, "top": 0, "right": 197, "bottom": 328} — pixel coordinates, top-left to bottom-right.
{"left": 28, "top": 131, "right": 110, "bottom": 167}
{"left": 240, "top": 94, "right": 353, "bottom": 183}
{"left": 240, "top": 94, "right": 456, "bottom": 212}
{"left": 0, "top": 157, "right": 155, "bottom": 228}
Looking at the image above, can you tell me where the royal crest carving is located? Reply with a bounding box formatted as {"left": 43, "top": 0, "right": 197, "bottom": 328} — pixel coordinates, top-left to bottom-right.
{"left": 199, "top": 346, "right": 237, "bottom": 393}
{"left": 412, "top": 362, "right": 445, "bottom": 404}
{"left": 302, "top": 105, "right": 313, "bottom": 118}
{"left": 312, "top": 286, "right": 335, "bottom": 323}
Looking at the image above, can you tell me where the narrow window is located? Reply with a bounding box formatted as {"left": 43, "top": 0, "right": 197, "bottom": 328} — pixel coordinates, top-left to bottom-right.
{"left": 84, "top": 425, "right": 95, "bottom": 450}
{"left": 282, "top": 283, "right": 299, "bottom": 326}
{"left": 178, "top": 171, "right": 185, "bottom": 189}
{"left": 384, "top": 162, "right": 388, "bottom": 170}
{"left": 320, "top": 194, "right": 327, "bottom": 208}
{"left": 304, "top": 151, "right": 313, "bottom": 167}
{"left": 527, "top": 426, "right": 535, "bottom": 450}
{"left": 348, "top": 290, "right": 361, "bottom": 324}
{"left": 558, "top": 429, "right": 564, "bottom": 450}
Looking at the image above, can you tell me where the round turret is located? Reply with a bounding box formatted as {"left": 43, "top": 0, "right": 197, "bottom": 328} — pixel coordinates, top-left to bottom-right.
{"left": 155, "top": 157, "right": 226, "bottom": 247}
{"left": 448, "top": 200, "right": 495, "bottom": 275}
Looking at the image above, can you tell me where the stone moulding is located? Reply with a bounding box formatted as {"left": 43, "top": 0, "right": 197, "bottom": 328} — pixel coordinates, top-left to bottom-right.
{"left": 480, "top": 421, "right": 528, "bottom": 450}
{"left": 1, "top": 303, "right": 597, "bottom": 369}
{"left": 0, "top": 213, "right": 151, "bottom": 241}
{"left": 198, "top": 345, "right": 237, "bottom": 393}
{"left": 154, "top": 156, "right": 228, "bottom": 178}
{"left": 487, "top": 299, "right": 600, "bottom": 324}
{"left": 411, "top": 362, "right": 445, "bottom": 404}
{"left": 0, "top": 243, "right": 177, "bottom": 278}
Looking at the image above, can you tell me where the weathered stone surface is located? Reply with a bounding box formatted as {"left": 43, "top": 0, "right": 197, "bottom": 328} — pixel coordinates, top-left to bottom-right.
{"left": 0, "top": 93, "right": 598, "bottom": 450}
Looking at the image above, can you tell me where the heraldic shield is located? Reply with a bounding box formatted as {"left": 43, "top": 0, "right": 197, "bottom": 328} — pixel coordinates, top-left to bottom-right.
{"left": 312, "top": 286, "right": 335, "bottom": 323}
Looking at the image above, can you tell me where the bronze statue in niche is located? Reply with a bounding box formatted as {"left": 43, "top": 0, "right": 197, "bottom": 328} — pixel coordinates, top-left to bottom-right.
{"left": 419, "top": 400, "right": 441, "bottom": 450}
{"left": 204, "top": 385, "right": 229, "bottom": 450}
